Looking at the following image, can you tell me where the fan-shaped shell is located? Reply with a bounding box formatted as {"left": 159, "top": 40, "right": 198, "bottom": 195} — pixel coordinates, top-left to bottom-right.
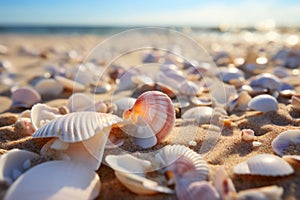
{"left": 271, "top": 130, "right": 300, "bottom": 156}
{"left": 248, "top": 94, "right": 278, "bottom": 112}
{"left": 31, "top": 103, "right": 61, "bottom": 130}
{"left": 54, "top": 75, "right": 85, "bottom": 92}
{"left": 32, "top": 112, "right": 123, "bottom": 142}
{"left": 155, "top": 145, "right": 208, "bottom": 182}
{"left": 34, "top": 78, "right": 63, "bottom": 98}
{"left": 123, "top": 91, "right": 175, "bottom": 148}
{"left": 182, "top": 106, "right": 213, "bottom": 124}
{"left": 4, "top": 161, "right": 100, "bottom": 200}
{"left": 11, "top": 87, "right": 41, "bottom": 108}
{"left": 233, "top": 154, "right": 294, "bottom": 176}
{"left": 0, "top": 149, "right": 39, "bottom": 185}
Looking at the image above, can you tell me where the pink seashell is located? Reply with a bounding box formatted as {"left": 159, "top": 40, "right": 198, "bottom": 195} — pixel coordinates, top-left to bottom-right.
{"left": 213, "top": 167, "right": 236, "bottom": 200}
{"left": 241, "top": 129, "right": 255, "bottom": 141}
{"left": 123, "top": 91, "right": 175, "bottom": 148}
{"left": 11, "top": 87, "right": 41, "bottom": 108}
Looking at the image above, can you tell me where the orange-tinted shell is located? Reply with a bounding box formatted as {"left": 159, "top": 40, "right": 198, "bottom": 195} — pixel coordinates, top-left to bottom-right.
{"left": 123, "top": 91, "right": 175, "bottom": 142}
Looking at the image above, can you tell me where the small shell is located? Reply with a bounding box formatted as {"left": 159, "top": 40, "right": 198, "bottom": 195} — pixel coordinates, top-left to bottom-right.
{"left": 115, "top": 69, "right": 139, "bottom": 92}
{"left": 123, "top": 91, "right": 175, "bottom": 148}
{"left": 233, "top": 154, "right": 294, "bottom": 176}
{"left": 271, "top": 130, "right": 300, "bottom": 156}
{"left": 113, "top": 97, "right": 136, "bottom": 117}
{"left": 178, "top": 81, "right": 203, "bottom": 96}
{"left": 182, "top": 106, "right": 213, "bottom": 124}
{"left": 31, "top": 103, "right": 61, "bottom": 130}
{"left": 248, "top": 94, "right": 278, "bottom": 112}
{"left": 227, "top": 91, "right": 252, "bottom": 112}
{"left": 291, "top": 95, "right": 300, "bottom": 110}
{"left": 11, "top": 87, "right": 41, "bottom": 108}
{"left": 283, "top": 155, "right": 300, "bottom": 166}
{"left": 236, "top": 185, "right": 283, "bottom": 200}
{"left": 54, "top": 75, "right": 85, "bottom": 92}
{"left": 155, "top": 145, "right": 208, "bottom": 183}
{"left": 4, "top": 161, "right": 100, "bottom": 200}
{"left": 213, "top": 167, "right": 236, "bottom": 200}
{"left": 218, "top": 66, "right": 245, "bottom": 83}
{"left": 67, "top": 93, "right": 107, "bottom": 113}
{"left": 34, "top": 78, "right": 63, "bottom": 98}
{"left": 14, "top": 117, "right": 35, "bottom": 135}
{"left": 249, "top": 73, "right": 281, "bottom": 91}
{"left": 92, "top": 83, "right": 112, "bottom": 94}
{"left": 0, "top": 149, "right": 39, "bottom": 185}
{"left": 241, "top": 129, "right": 255, "bottom": 141}
{"left": 190, "top": 96, "right": 212, "bottom": 106}
{"left": 131, "top": 83, "right": 176, "bottom": 99}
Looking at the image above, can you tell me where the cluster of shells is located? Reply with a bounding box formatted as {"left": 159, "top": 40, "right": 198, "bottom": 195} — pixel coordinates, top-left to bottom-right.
{"left": 0, "top": 30, "right": 300, "bottom": 200}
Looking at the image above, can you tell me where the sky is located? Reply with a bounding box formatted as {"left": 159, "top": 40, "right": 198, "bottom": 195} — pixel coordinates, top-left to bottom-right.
{"left": 0, "top": 0, "right": 299, "bottom": 27}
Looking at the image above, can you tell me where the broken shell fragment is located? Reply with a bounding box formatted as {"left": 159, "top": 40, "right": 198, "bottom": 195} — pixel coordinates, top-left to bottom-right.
{"left": 241, "top": 129, "right": 255, "bottom": 141}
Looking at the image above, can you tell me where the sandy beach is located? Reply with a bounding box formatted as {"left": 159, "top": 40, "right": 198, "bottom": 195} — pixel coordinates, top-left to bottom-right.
{"left": 0, "top": 30, "right": 300, "bottom": 200}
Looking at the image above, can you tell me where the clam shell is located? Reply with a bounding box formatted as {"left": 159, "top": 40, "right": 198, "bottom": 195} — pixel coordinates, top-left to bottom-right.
{"left": 11, "top": 87, "right": 41, "bottom": 108}
{"left": 218, "top": 66, "right": 245, "bottom": 83}
{"left": 0, "top": 149, "right": 39, "bottom": 185}
{"left": 233, "top": 154, "right": 294, "bottom": 176}
{"left": 34, "top": 78, "right": 63, "bottom": 98}
{"left": 31, "top": 103, "right": 61, "bottom": 130}
{"left": 271, "top": 130, "right": 300, "bottom": 156}
{"left": 248, "top": 94, "right": 278, "bottom": 112}
{"left": 249, "top": 73, "right": 281, "bottom": 91}
{"left": 182, "top": 106, "right": 213, "bottom": 124}
{"left": 123, "top": 91, "right": 175, "bottom": 148}
{"left": 54, "top": 75, "right": 85, "bottom": 92}
{"left": 32, "top": 112, "right": 122, "bottom": 142}
{"left": 4, "top": 161, "right": 100, "bottom": 200}
{"left": 236, "top": 185, "right": 283, "bottom": 200}
{"left": 155, "top": 145, "right": 208, "bottom": 182}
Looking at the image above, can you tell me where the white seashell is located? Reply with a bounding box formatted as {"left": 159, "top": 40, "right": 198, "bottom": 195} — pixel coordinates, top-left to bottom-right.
{"left": 11, "top": 87, "right": 41, "bottom": 108}
{"left": 113, "top": 97, "right": 136, "bottom": 117}
{"left": 248, "top": 94, "right": 278, "bottom": 112}
{"left": 271, "top": 130, "right": 300, "bottom": 156}
{"left": 4, "top": 161, "right": 100, "bottom": 200}
{"left": 252, "top": 141, "right": 262, "bottom": 147}
{"left": 92, "top": 83, "right": 112, "bottom": 94}
{"left": 114, "top": 171, "right": 174, "bottom": 195}
{"left": 176, "top": 181, "right": 220, "bottom": 200}
{"left": 123, "top": 91, "right": 175, "bottom": 148}
{"left": 31, "top": 103, "right": 61, "bottom": 130}
{"left": 67, "top": 93, "right": 107, "bottom": 113}
{"left": 291, "top": 95, "right": 300, "bottom": 110}
{"left": 227, "top": 91, "right": 252, "bottom": 112}
{"left": 105, "top": 154, "right": 152, "bottom": 174}
{"left": 218, "top": 66, "right": 245, "bottom": 83}
{"left": 233, "top": 154, "right": 294, "bottom": 176}
{"left": 213, "top": 167, "right": 236, "bottom": 200}
{"left": 236, "top": 185, "right": 283, "bottom": 200}
{"left": 190, "top": 96, "right": 212, "bottom": 106}
{"left": 178, "top": 81, "right": 203, "bottom": 96}
{"left": 182, "top": 106, "right": 213, "bottom": 124}
{"left": 54, "top": 75, "right": 85, "bottom": 92}
{"left": 131, "top": 75, "right": 154, "bottom": 85}
{"left": 115, "top": 69, "right": 139, "bottom": 92}
{"left": 155, "top": 145, "right": 208, "bottom": 183}
{"left": 0, "top": 149, "right": 39, "bottom": 185}
{"left": 249, "top": 73, "right": 281, "bottom": 91}
{"left": 34, "top": 78, "right": 63, "bottom": 98}
{"left": 241, "top": 129, "right": 255, "bottom": 141}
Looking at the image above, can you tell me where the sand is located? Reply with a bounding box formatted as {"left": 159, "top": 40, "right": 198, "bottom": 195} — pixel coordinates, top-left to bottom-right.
{"left": 0, "top": 33, "right": 300, "bottom": 200}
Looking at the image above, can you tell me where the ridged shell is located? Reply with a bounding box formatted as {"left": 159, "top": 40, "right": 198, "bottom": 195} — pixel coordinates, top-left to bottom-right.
{"left": 34, "top": 78, "right": 63, "bottom": 98}
{"left": 271, "top": 130, "right": 300, "bottom": 156}
{"left": 32, "top": 112, "right": 122, "bottom": 142}
{"left": 155, "top": 145, "right": 208, "bottom": 182}
{"left": 11, "top": 87, "right": 41, "bottom": 108}
{"left": 4, "top": 161, "right": 100, "bottom": 200}
{"left": 123, "top": 91, "right": 175, "bottom": 148}
{"left": 233, "top": 154, "right": 294, "bottom": 176}
{"left": 0, "top": 149, "right": 39, "bottom": 185}
{"left": 31, "top": 103, "right": 61, "bottom": 130}
{"left": 236, "top": 185, "right": 283, "bottom": 200}
{"left": 54, "top": 75, "right": 85, "bottom": 92}
{"left": 248, "top": 94, "right": 278, "bottom": 112}
{"left": 182, "top": 106, "right": 213, "bottom": 124}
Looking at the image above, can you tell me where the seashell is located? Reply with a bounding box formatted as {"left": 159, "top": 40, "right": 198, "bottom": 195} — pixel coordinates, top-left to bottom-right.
{"left": 67, "top": 93, "right": 107, "bottom": 113}
{"left": 271, "top": 130, "right": 300, "bottom": 156}
{"left": 155, "top": 145, "right": 208, "bottom": 183}
{"left": 123, "top": 91, "right": 175, "bottom": 148}
{"left": 131, "top": 75, "right": 154, "bottom": 85}
{"left": 54, "top": 75, "right": 85, "bottom": 92}
{"left": 248, "top": 94, "right": 278, "bottom": 112}
{"left": 236, "top": 185, "right": 283, "bottom": 200}
{"left": 11, "top": 87, "right": 41, "bottom": 108}
{"left": 233, "top": 154, "right": 294, "bottom": 176}
{"left": 113, "top": 97, "right": 136, "bottom": 117}
{"left": 176, "top": 180, "right": 220, "bottom": 200}
{"left": 32, "top": 112, "right": 122, "bottom": 169}
{"left": 131, "top": 83, "right": 176, "bottom": 99}
{"left": 240, "top": 85, "right": 268, "bottom": 97}
{"left": 14, "top": 117, "right": 35, "bottom": 135}
{"left": 114, "top": 171, "right": 174, "bottom": 195}
{"left": 115, "top": 69, "right": 139, "bottom": 92}
{"left": 0, "top": 149, "right": 39, "bottom": 185}
{"left": 190, "top": 96, "right": 212, "bottom": 106}
{"left": 92, "top": 83, "right": 112, "bottom": 94}
{"left": 273, "top": 66, "right": 289, "bottom": 78}
{"left": 279, "top": 82, "right": 296, "bottom": 97}
{"left": 4, "top": 160, "right": 100, "bottom": 200}
{"left": 227, "top": 91, "right": 252, "bottom": 112}
{"left": 213, "top": 167, "right": 236, "bottom": 200}
{"left": 218, "top": 66, "right": 245, "bottom": 83}
{"left": 31, "top": 103, "right": 61, "bottom": 130}
{"left": 282, "top": 155, "right": 300, "bottom": 166}
{"left": 291, "top": 95, "right": 300, "bottom": 110}
{"left": 105, "top": 154, "right": 152, "bottom": 174}
{"left": 178, "top": 81, "right": 203, "bottom": 96}
{"left": 182, "top": 106, "right": 213, "bottom": 124}
{"left": 249, "top": 73, "right": 281, "bottom": 91}
{"left": 241, "top": 129, "right": 255, "bottom": 141}
{"left": 34, "top": 78, "right": 63, "bottom": 98}
{"left": 211, "top": 81, "right": 237, "bottom": 104}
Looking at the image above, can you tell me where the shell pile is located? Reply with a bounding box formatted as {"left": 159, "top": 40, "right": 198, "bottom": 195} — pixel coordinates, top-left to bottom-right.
{"left": 0, "top": 27, "right": 300, "bottom": 200}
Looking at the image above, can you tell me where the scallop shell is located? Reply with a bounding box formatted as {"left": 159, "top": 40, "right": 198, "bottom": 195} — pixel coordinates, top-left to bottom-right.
{"left": 271, "top": 130, "right": 300, "bottom": 156}
{"left": 54, "top": 75, "right": 85, "bottom": 92}
{"left": 34, "top": 78, "right": 63, "bottom": 98}
{"left": 248, "top": 94, "right": 278, "bottom": 112}
{"left": 178, "top": 81, "right": 203, "bottom": 96}
{"left": 182, "top": 106, "right": 213, "bottom": 124}
{"left": 11, "top": 87, "right": 41, "bottom": 108}
{"left": 233, "top": 154, "right": 294, "bottom": 176}
{"left": 113, "top": 97, "right": 136, "bottom": 117}
{"left": 123, "top": 91, "right": 175, "bottom": 148}
{"left": 4, "top": 161, "right": 100, "bottom": 200}
{"left": 155, "top": 145, "right": 208, "bottom": 182}
{"left": 0, "top": 149, "right": 39, "bottom": 185}
{"left": 236, "top": 185, "right": 283, "bottom": 200}
{"left": 249, "top": 73, "right": 281, "bottom": 91}
{"left": 32, "top": 111, "right": 122, "bottom": 142}
{"left": 31, "top": 103, "right": 61, "bottom": 130}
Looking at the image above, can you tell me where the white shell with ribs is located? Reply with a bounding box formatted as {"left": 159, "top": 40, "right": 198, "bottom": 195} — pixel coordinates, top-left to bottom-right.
{"left": 31, "top": 103, "right": 61, "bottom": 130}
